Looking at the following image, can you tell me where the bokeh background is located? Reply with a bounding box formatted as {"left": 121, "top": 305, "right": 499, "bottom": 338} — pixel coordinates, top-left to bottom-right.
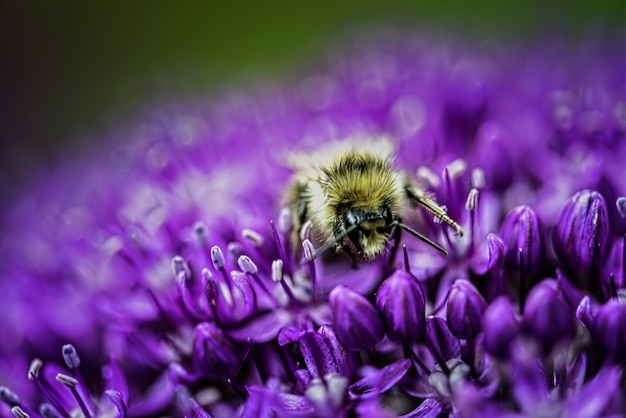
{"left": 0, "top": 0, "right": 624, "bottom": 205}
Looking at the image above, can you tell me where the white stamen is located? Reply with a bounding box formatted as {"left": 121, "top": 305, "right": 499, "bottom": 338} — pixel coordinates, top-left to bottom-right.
{"left": 11, "top": 407, "right": 29, "bottom": 418}
{"left": 238, "top": 255, "right": 258, "bottom": 275}
{"left": 28, "top": 359, "right": 43, "bottom": 380}
{"left": 465, "top": 188, "right": 479, "bottom": 211}
{"left": 302, "top": 239, "right": 316, "bottom": 261}
{"left": 471, "top": 168, "right": 486, "bottom": 189}
{"left": 210, "top": 246, "right": 225, "bottom": 270}
{"left": 300, "top": 221, "right": 313, "bottom": 241}
{"left": 446, "top": 159, "right": 467, "bottom": 180}
{"left": 171, "top": 256, "right": 189, "bottom": 277}
{"left": 272, "top": 259, "right": 284, "bottom": 282}
{"left": 55, "top": 373, "right": 78, "bottom": 388}
{"left": 242, "top": 228, "right": 264, "bottom": 247}
{"left": 278, "top": 208, "right": 294, "bottom": 234}
{"left": 416, "top": 166, "right": 441, "bottom": 189}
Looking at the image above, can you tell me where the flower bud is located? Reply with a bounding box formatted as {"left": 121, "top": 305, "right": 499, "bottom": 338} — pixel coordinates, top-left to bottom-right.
{"left": 499, "top": 205, "right": 545, "bottom": 282}
{"left": 522, "top": 280, "right": 576, "bottom": 353}
{"left": 446, "top": 279, "right": 488, "bottom": 340}
{"left": 552, "top": 190, "right": 611, "bottom": 286}
{"left": 376, "top": 270, "right": 426, "bottom": 344}
{"left": 590, "top": 300, "right": 626, "bottom": 364}
{"left": 192, "top": 322, "right": 240, "bottom": 377}
{"left": 425, "top": 316, "right": 461, "bottom": 363}
{"left": 482, "top": 297, "right": 519, "bottom": 358}
{"left": 298, "top": 325, "right": 358, "bottom": 380}
{"left": 329, "top": 285, "right": 384, "bottom": 351}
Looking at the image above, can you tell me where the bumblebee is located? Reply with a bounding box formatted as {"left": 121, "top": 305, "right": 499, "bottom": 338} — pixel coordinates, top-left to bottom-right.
{"left": 284, "top": 137, "right": 463, "bottom": 264}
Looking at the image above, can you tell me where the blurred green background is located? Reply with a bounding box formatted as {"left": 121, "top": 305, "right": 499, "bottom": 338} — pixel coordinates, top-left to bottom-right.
{"left": 0, "top": 0, "right": 624, "bottom": 191}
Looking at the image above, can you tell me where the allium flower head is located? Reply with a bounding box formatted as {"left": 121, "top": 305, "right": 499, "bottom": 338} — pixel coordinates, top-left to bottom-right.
{"left": 1, "top": 30, "right": 624, "bottom": 417}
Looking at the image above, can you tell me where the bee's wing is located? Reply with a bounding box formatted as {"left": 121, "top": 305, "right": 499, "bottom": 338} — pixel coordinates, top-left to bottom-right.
{"left": 287, "top": 134, "right": 396, "bottom": 175}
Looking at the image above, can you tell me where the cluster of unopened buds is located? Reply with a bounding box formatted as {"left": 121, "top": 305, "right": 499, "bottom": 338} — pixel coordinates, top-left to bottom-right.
{"left": 0, "top": 31, "right": 624, "bottom": 417}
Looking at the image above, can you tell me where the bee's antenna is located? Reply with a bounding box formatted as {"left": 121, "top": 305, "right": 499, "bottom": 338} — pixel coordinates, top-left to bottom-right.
{"left": 306, "top": 223, "right": 360, "bottom": 262}
{"left": 397, "top": 222, "right": 448, "bottom": 256}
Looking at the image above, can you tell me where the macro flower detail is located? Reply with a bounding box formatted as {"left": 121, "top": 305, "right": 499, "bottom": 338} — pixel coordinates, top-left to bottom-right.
{"left": 329, "top": 285, "right": 384, "bottom": 351}
{"left": 297, "top": 325, "right": 358, "bottom": 380}
{"left": 522, "top": 280, "right": 576, "bottom": 353}
{"left": 553, "top": 189, "right": 612, "bottom": 294}
{"left": 446, "top": 279, "right": 487, "bottom": 341}
{"left": 481, "top": 296, "right": 520, "bottom": 359}
{"left": 499, "top": 205, "right": 545, "bottom": 292}
{"left": 1, "top": 31, "right": 624, "bottom": 417}
{"left": 589, "top": 300, "right": 626, "bottom": 364}
{"left": 375, "top": 268, "right": 426, "bottom": 344}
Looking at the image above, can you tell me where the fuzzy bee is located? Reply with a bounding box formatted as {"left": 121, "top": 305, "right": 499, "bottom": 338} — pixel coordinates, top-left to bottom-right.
{"left": 284, "top": 137, "right": 463, "bottom": 265}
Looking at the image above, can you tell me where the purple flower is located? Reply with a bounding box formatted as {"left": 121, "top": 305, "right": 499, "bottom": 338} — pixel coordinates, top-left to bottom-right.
{"left": 522, "top": 280, "right": 576, "bottom": 354}
{"left": 499, "top": 205, "right": 546, "bottom": 291}
{"left": 376, "top": 268, "right": 426, "bottom": 344}
{"left": 446, "top": 279, "right": 488, "bottom": 341}
{"left": 589, "top": 300, "right": 626, "bottom": 365}
{"left": 1, "top": 31, "right": 624, "bottom": 417}
{"left": 553, "top": 189, "right": 612, "bottom": 295}
{"left": 329, "top": 285, "right": 384, "bottom": 351}
{"left": 481, "top": 296, "right": 519, "bottom": 358}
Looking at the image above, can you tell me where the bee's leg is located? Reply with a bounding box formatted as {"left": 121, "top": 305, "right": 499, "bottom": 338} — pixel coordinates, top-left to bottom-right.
{"left": 388, "top": 222, "right": 402, "bottom": 267}
{"left": 405, "top": 184, "right": 464, "bottom": 236}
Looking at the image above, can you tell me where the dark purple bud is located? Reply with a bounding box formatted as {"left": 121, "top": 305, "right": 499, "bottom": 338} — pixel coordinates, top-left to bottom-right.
{"left": 590, "top": 300, "right": 626, "bottom": 364}
{"left": 425, "top": 316, "right": 461, "bottom": 363}
{"left": 486, "top": 233, "right": 505, "bottom": 271}
{"left": 482, "top": 297, "right": 519, "bottom": 358}
{"left": 522, "top": 280, "right": 576, "bottom": 353}
{"left": 552, "top": 190, "right": 611, "bottom": 287}
{"left": 446, "top": 279, "right": 488, "bottom": 340}
{"left": 376, "top": 270, "right": 426, "bottom": 344}
{"left": 299, "top": 325, "right": 358, "bottom": 381}
{"left": 499, "top": 205, "right": 545, "bottom": 282}
{"left": 329, "top": 285, "right": 384, "bottom": 351}
{"left": 318, "top": 325, "right": 359, "bottom": 379}
{"left": 192, "top": 322, "right": 240, "bottom": 377}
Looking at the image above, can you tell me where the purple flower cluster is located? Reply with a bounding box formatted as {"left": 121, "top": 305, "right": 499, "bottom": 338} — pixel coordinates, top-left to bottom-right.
{"left": 1, "top": 31, "right": 625, "bottom": 417}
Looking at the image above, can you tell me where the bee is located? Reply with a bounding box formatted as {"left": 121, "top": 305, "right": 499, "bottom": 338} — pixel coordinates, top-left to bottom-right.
{"left": 284, "top": 137, "right": 463, "bottom": 265}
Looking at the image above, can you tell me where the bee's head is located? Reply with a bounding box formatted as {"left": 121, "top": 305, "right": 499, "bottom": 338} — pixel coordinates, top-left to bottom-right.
{"left": 344, "top": 206, "right": 394, "bottom": 258}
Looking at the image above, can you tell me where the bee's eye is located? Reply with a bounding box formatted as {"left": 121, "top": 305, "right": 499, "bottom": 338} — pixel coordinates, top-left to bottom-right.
{"left": 381, "top": 207, "right": 393, "bottom": 225}
{"left": 345, "top": 210, "right": 363, "bottom": 228}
